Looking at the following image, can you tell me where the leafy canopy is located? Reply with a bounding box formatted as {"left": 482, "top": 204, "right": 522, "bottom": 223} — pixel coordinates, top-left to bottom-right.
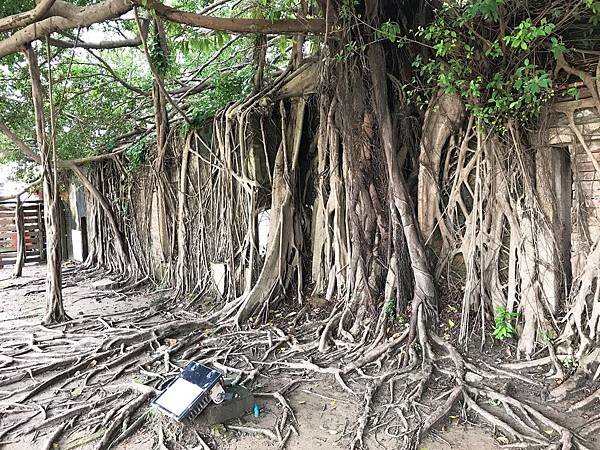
{"left": 1, "top": 0, "right": 305, "bottom": 174}
{"left": 376, "top": 0, "right": 600, "bottom": 131}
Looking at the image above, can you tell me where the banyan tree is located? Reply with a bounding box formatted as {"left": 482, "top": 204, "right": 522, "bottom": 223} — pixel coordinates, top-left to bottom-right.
{"left": 1, "top": 0, "right": 600, "bottom": 448}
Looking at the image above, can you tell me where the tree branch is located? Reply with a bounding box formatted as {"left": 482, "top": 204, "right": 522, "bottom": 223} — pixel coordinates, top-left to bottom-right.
{"left": 0, "top": 120, "right": 127, "bottom": 166}
{"left": 48, "top": 36, "right": 142, "bottom": 49}
{"left": 0, "top": 0, "right": 327, "bottom": 59}
{"left": 0, "top": 177, "right": 42, "bottom": 201}
{"left": 0, "top": 0, "right": 133, "bottom": 59}
{"left": 0, "top": 0, "right": 57, "bottom": 33}
{"left": 137, "top": 0, "right": 326, "bottom": 34}
{"left": 87, "top": 49, "right": 148, "bottom": 96}
{"left": 0, "top": 122, "right": 40, "bottom": 162}
{"left": 0, "top": 120, "right": 131, "bottom": 266}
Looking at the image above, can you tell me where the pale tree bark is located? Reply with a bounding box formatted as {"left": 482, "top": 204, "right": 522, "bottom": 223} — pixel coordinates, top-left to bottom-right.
{"left": 417, "top": 92, "right": 464, "bottom": 240}
{"left": 535, "top": 143, "right": 564, "bottom": 315}
{"left": 0, "top": 0, "right": 56, "bottom": 32}
{"left": 136, "top": 0, "right": 326, "bottom": 34}
{"left": 48, "top": 36, "right": 141, "bottom": 49}
{"left": 68, "top": 163, "right": 129, "bottom": 270}
{"left": 234, "top": 98, "right": 306, "bottom": 324}
{"left": 176, "top": 134, "right": 191, "bottom": 292}
{"left": 141, "top": 16, "right": 174, "bottom": 272}
{"left": 0, "top": 0, "right": 132, "bottom": 58}
{"left": 24, "top": 45, "right": 68, "bottom": 324}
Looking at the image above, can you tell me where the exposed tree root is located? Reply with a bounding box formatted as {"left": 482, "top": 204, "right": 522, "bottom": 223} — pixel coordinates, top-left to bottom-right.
{"left": 41, "top": 420, "right": 70, "bottom": 450}
{"left": 95, "top": 391, "right": 153, "bottom": 450}
{"left": 0, "top": 268, "right": 590, "bottom": 450}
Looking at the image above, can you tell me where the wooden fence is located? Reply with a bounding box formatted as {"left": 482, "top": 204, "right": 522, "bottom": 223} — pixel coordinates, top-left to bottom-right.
{"left": 0, "top": 200, "right": 45, "bottom": 268}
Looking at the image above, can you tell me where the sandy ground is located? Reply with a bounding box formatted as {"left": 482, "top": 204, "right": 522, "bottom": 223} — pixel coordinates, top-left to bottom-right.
{"left": 1, "top": 264, "right": 587, "bottom": 450}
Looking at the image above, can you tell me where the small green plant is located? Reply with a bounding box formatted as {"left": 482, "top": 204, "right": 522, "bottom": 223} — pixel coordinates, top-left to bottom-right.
{"left": 585, "top": 0, "right": 600, "bottom": 25}
{"left": 502, "top": 18, "right": 554, "bottom": 50}
{"left": 384, "top": 301, "right": 407, "bottom": 324}
{"left": 492, "top": 306, "right": 518, "bottom": 340}
{"left": 466, "top": 0, "right": 505, "bottom": 21}
{"left": 376, "top": 20, "right": 401, "bottom": 43}
{"left": 338, "top": 0, "right": 359, "bottom": 19}
{"left": 542, "top": 329, "right": 556, "bottom": 345}
{"left": 566, "top": 86, "right": 580, "bottom": 99}
{"left": 409, "top": 5, "right": 560, "bottom": 131}
{"left": 562, "top": 356, "right": 577, "bottom": 369}
{"left": 385, "top": 300, "right": 395, "bottom": 319}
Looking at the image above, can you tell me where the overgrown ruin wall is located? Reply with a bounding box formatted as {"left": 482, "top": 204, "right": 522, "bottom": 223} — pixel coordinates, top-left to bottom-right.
{"left": 77, "top": 88, "right": 600, "bottom": 359}
{"left": 547, "top": 97, "right": 600, "bottom": 280}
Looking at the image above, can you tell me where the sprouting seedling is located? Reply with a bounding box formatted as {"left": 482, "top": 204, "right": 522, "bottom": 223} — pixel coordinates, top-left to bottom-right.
{"left": 492, "top": 306, "right": 518, "bottom": 340}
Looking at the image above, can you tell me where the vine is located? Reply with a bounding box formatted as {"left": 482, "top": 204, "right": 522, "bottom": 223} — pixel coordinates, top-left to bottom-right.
{"left": 409, "top": 6, "right": 561, "bottom": 130}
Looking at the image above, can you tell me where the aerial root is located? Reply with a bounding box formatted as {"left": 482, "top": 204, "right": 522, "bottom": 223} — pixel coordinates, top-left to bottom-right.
{"left": 462, "top": 384, "right": 589, "bottom": 449}
{"left": 0, "top": 411, "right": 41, "bottom": 443}
{"left": 568, "top": 386, "right": 600, "bottom": 412}
{"left": 277, "top": 426, "right": 296, "bottom": 450}
{"left": 362, "top": 331, "right": 586, "bottom": 450}
{"left": 419, "top": 385, "right": 463, "bottom": 438}
{"left": 18, "top": 393, "right": 122, "bottom": 436}
{"left": 462, "top": 391, "right": 547, "bottom": 445}
{"left": 249, "top": 380, "right": 305, "bottom": 447}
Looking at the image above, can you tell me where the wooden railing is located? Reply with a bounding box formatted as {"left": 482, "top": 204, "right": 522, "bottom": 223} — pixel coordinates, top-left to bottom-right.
{"left": 0, "top": 199, "right": 45, "bottom": 269}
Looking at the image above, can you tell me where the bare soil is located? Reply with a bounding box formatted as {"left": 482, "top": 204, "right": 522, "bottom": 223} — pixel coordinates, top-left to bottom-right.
{"left": 0, "top": 264, "right": 595, "bottom": 450}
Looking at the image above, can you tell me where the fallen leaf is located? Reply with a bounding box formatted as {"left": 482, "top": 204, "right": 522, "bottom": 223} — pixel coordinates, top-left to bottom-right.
{"left": 70, "top": 387, "right": 82, "bottom": 398}
{"left": 211, "top": 424, "right": 226, "bottom": 437}
{"left": 496, "top": 435, "right": 509, "bottom": 444}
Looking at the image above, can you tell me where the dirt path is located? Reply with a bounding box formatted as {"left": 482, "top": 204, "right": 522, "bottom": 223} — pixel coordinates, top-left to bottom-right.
{"left": 0, "top": 264, "right": 595, "bottom": 450}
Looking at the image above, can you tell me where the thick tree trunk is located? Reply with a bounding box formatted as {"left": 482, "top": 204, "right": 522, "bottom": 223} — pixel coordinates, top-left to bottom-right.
{"left": 367, "top": 42, "right": 437, "bottom": 338}
{"left": 234, "top": 98, "right": 306, "bottom": 324}
{"left": 417, "top": 92, "right": 464, "bottom": 241}
{"left": 13, "top": 196, "right": 25, "bottom": 277}
{"left": 24, "top": 45, "right": 68, "bottom": 324}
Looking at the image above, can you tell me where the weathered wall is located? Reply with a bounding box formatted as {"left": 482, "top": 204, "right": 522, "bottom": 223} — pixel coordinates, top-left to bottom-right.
{"left": 546, "top": 97, "right": 600, "bottom": 279}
